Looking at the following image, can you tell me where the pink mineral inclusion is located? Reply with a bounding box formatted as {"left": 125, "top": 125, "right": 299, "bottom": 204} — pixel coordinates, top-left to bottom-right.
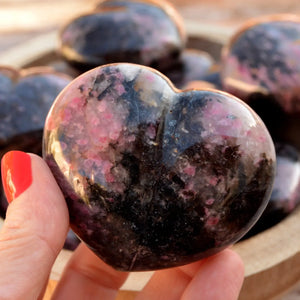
{"left": 206, "top": 216, "right": 220, "bottom": 226}
{"left": 97, "top": 101, "right": 107, "bottom": 112}
{"left": 205, "top": 101, "right": 226, "bottom": 117}
{"left": 115, "top": 82, "right": 126, "bottom": 95}
{"left": 85, "top": 99, "right": 125, "bottom": 149}
{"left": 208, "top": 177, "right": 218, "bottom": 186}
{"left": 204, "top": 207, "right": 220, "bottom": 227}
{"left": 205, "top": 198, "right": 215, "bottom": 205}
{"left": 202, "top": 100, "right": 245, "bottom": 138}
{"left": 61, "top": 108, "right": 73, "bottom": 124}
{"left": 145, "top": 73, "right": 156, "bottom": 83}
{"left": 70, "top": 97, "right": 85, "bottom": 109}
{"left": 183, "top": 165, "right": 196, "bottom": 177}
{"left": 77, "top": 138, "right": 89, "bottom": 146}
{"left": 105, "top": 173, "right": 115, "bottom": 183}
{"left": 246, "top": 130, "right": 267, "bottom": 143}
{"left": 225, "top": 56, "right": 256, "bottom": 85}
{"left": 146, "top": 124, "right": 157, "bottom": 139}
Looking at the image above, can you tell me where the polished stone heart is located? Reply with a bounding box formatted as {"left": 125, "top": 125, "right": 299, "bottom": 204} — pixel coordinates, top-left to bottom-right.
{"left": 221, "top": 15, "right": 300, "bottom": 108}
{"left": 221, "top": 15, "right": 300, "bottom": 148}
{"left": 43, "top": 63, "right": 276, "bottom": 271}
{"left": 59, "top": 0, "right": 186, "bottom": 71}
{"left": 0, "top": 66, "right": 71, "bottom": 216}
{"left": 0, "top": 66, "right": 80, "bottom": 250}
{"left": 0, "top": 66, "right": 71, "bottom": 148}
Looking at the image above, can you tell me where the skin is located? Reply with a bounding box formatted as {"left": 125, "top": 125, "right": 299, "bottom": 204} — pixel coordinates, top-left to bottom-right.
{"left": 0, "top": 154, "right": 244, "bottom": 300}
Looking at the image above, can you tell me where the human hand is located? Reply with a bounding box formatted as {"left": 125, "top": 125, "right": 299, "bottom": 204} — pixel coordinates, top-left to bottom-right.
{"left": 0, "top": 151, "right": 244, "bottom": 300}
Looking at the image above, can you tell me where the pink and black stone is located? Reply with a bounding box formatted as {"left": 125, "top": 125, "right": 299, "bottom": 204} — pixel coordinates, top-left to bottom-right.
{"left": 43, "top": 63, "right": 276, "bottom": 271}
{"left": 59, "top": 0, "right": 186, "bottom": 72}
{"left": 221, "top": 15, "right": 300, "bottom": 148}
{"left": 0, "top": 67, "right": 71, "bottom": 149}
{"left": 0, "top": 67, "right": 71, "bottom": 217}
{"left": 0, "top": 66, "right": 80, "bottom": 251}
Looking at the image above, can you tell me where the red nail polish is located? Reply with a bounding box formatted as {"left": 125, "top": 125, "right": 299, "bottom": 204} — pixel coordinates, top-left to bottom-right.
{"left": 1, "top": 151, "right": 33, "bottom": 203}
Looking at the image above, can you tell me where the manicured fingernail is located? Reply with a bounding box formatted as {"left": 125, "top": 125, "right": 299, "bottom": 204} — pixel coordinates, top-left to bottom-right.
{"left": 1, "top": 151, "right": 32, "bottom": 203}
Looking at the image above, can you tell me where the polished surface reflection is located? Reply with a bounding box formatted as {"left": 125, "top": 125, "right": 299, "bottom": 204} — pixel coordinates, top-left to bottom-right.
{"left": 44, "top": 63, "right": 275, "bottom": 271}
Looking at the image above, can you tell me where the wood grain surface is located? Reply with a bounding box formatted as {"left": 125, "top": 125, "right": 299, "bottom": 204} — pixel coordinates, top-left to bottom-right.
{"left": 2, "top": 1, "right": 300, "bottom": 299}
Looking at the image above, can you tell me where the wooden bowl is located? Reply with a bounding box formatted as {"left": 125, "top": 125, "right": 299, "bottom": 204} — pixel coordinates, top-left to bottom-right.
{"left": 1, "top": 23, "right": 300, "bottom": 300}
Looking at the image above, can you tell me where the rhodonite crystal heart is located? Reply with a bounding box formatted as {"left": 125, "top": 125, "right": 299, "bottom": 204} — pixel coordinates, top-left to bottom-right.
{"left": 221, "top": 15, "right": 300, "bottom": 148}
{"left": 221, "top": 14, "right": 300, "bottom": 106}
{"left": 59, "top": 0, "right": 186, "bottom": 71}
{"left": 43, "top": 63, "right": 276, "bottom": 271}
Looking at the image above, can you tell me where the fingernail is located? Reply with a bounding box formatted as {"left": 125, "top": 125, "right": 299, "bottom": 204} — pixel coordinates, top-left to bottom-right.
{"left": 1, "top": 151, "right": 33, "bottom": 203}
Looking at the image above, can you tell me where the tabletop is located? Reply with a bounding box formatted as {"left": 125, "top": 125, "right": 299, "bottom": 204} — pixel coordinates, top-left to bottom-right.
{"left": 1, "top": 1, "right": 300, "bottom": 299}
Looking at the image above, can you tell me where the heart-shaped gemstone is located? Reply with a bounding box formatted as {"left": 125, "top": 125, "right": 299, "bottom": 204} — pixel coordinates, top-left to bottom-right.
{"left": 0, "top": 66, "right": 80, "bottom": 250}
{"left": 0, "top": 66, "right": 71, "bottom": 215}
{"left": 0, "top": 66, "right": 71, "bottom": 148}
{"left": 59, "top": 0, "right": 186, "bottom": 71}
{"left": 221, "top": 14, "right": 300, "bottom": 109}
{"left": 221, "top": 15, "right": 300, "bottom": 148}
{"left": 43, "top": 63, "right": 275, "bottom": 271}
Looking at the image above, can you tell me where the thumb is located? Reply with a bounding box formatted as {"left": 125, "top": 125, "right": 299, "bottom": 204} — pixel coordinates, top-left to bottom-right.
{"left": 0, "top": 151, "right": 69, "bottom": 300}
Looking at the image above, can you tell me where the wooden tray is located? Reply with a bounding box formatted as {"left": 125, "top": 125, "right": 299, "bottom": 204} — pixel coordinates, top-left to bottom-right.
{"left": 1, "top": 23, "right": 300, "bottom": 300}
